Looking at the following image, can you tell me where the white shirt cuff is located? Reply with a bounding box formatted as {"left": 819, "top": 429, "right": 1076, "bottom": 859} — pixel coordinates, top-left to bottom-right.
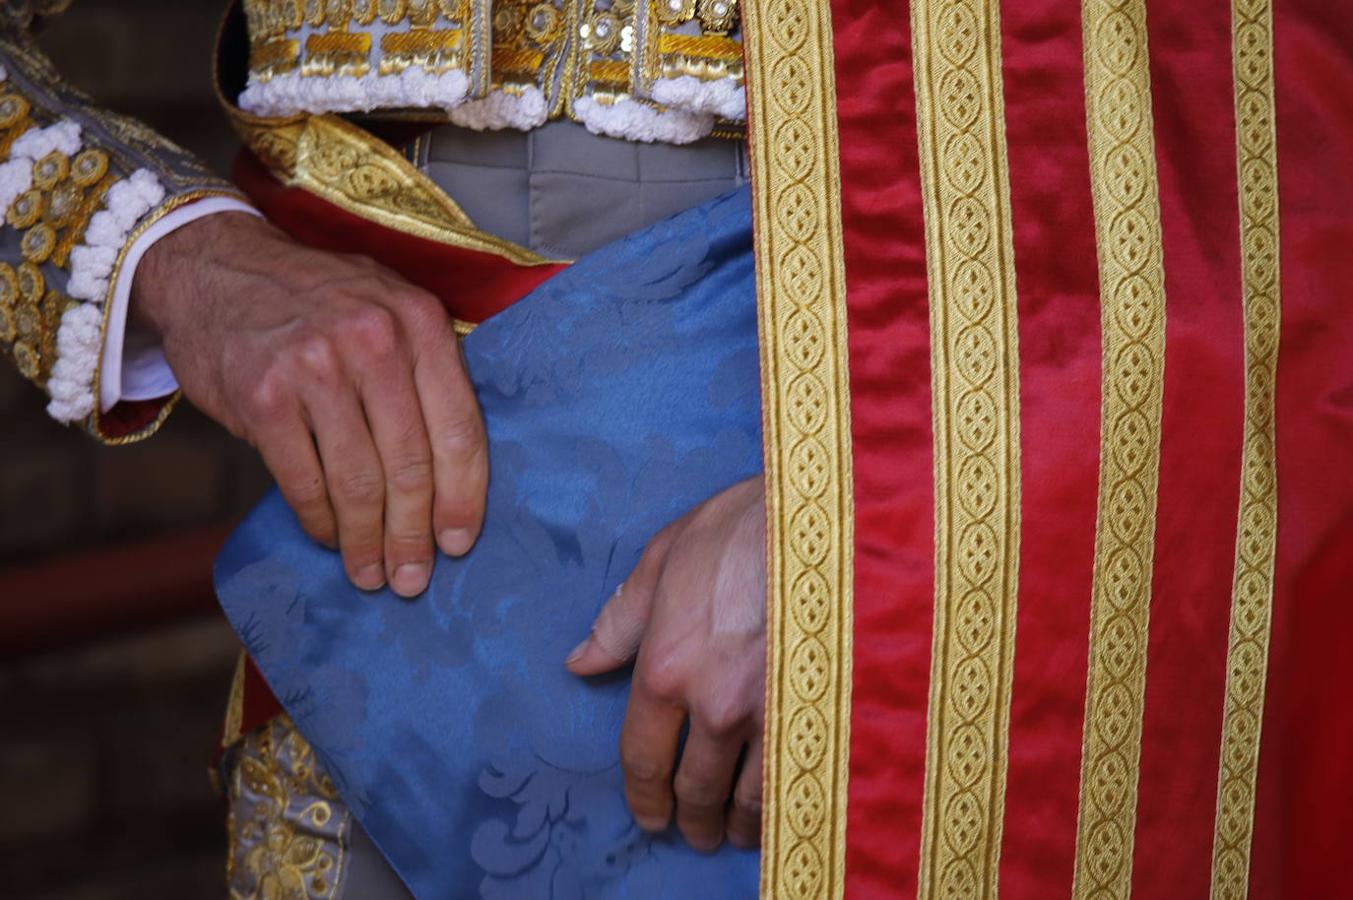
{"left": 99, "top": 197, "right": 263, "bottom": 413}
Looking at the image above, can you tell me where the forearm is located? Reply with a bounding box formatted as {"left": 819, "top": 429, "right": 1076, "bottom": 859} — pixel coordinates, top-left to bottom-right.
{"left": 0, "top": 21, "right": 245, "bottom": 442}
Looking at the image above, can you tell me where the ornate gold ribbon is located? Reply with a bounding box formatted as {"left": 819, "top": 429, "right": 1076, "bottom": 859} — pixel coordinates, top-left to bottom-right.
{"left": 1209, "top": 0, "right": 1282, "bottom": 895}
{"left": 911, "top": 1, "right": 1024, "bottom": 897}
{"left": 742, "top": 0, "right": 854, "bottom": 896}
{"left": 1072, "top": 0, "right": 1170, "bottom": 896}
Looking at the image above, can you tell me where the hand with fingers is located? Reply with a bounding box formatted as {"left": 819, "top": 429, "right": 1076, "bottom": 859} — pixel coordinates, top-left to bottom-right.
{"left": 131, "top": 211, "right": 488, "bottom": 598}
{"left": 566, "top": 476, "right": 768, "bottom": 852}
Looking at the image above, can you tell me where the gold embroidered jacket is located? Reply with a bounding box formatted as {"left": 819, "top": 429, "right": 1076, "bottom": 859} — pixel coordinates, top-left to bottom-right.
{"left": 0, "top": 4, "right": 243, "bottom": 442}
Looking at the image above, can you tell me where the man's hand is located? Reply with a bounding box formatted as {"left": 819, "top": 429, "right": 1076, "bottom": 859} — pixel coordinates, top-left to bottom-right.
{"left": 132, "top": 212, "right": 487, "bottom": 597}
{"left": 566, "top": 477, "right": 767, "bottom": 851}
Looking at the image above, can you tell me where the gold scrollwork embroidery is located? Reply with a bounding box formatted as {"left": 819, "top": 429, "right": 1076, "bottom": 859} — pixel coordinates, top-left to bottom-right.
{"left": 1072, "top": 1, "right": 1170, "bottom": 897}
{"left": 225, "top": 103, "right": 559, "bottom": 268}
{"left": 743, "top": 0, "right": 853, "bottom": 896}
{"left": 1209, "top": 0, "right": 1282, "bottom": 896}
{"left": 911, "top": 1, "right": 1023, "bottom": 897}
{"left": 226, "top": 716, "right": 349, "bottom": 900}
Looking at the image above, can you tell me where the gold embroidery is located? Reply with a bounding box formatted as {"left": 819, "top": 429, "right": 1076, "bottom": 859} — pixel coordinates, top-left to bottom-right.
{"left": 226, "top": 716, "right": 348, "bottom": 900}
{"left": 379, "top": 27, "right": 464, "bottom": 74}
{"left": 743, "top": 0, "right": 852, "bottom": 896}
{"left": 250, "top": 37, "right": 302, "bottom": 77}
{"left": 587, "top": 58, "right": 630, "bottom": 84}
{"left": 223, "top": 650, "right": 249, "bottom": 750}
{"left": 494, "top": 45, "right": 548, "bottom": 74}
{"left": 656, "top": 31, "right": 741, "bottom": 61}
{"left": 303, "top": 30, "right": 374, "bottom": 77}
{"left": 225, "top": 103, "right": 560, "bottom": 268}
{"left": 1210, "top": 0, "right": 1282, "bottom": 895}
{"left": 911, "top": 1, "right": 1023, "bottom": 897}
{"left": 1073, "top": 1, "right": 1170, "bottom": 896}
{"left": 87, "top": 188, "right": 238, "bottom": 444}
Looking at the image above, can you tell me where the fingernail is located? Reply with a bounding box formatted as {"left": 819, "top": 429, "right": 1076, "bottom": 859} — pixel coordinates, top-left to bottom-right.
{"left": 565, "top": 637, "right": 590, "bottom": 665}
{"left": 392, "top": 562, "right": 430, "bottom": 598}
{"left": 439, "top": 528, "right": 474, "bottom": 556}
{"left": 355, "top": 564, "right": 386, "bottom": 592}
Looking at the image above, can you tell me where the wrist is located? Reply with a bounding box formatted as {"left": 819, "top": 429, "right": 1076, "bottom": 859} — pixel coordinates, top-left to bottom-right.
{"left": 129, "top": 210, "right": 274, "bottom": 340}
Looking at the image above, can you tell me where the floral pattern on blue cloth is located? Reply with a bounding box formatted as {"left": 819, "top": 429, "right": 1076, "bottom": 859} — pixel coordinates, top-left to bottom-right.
{"left": 215, "top": 187, "right": 763, "bottom": 899}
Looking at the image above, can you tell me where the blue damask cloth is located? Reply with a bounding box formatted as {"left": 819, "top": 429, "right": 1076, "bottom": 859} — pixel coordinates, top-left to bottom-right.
{"left": 215, "top": 188, "right": 763, "bottom": 898}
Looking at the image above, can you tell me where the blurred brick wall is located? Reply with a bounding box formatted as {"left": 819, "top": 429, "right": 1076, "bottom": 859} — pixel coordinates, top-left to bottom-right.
{"left": 1, "top": 3, "right": 268, "bottom": 897}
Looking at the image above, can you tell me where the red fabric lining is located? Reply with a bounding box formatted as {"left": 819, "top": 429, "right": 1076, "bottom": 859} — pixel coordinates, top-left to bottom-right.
{"left": 232, "top": 150, "right": 566, "bottom": 324}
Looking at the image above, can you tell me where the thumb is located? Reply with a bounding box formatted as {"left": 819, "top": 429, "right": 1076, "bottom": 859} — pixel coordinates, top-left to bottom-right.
{"left": 566, "top": 550, "right": 662, "bottom": 676}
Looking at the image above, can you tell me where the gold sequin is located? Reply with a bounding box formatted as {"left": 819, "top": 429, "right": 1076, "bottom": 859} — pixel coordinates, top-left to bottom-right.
{"left": 695, "top": 0, "right": 734, "bottom": 34}
{"left": 0, "top": 93, "right": 29, "bottom": 129}
{"left": 16, "top": 261, "right": 43, "bottom": 303}
{"left": 13, "top": 339, "right": 37, "bottom": 379}
{"left": 71, "top": 149, "right": 109, "bottom": 187}
{"left": 584, "top": 12, "right": 621, "bottom": 53}
{"left": 13, "top": 300, "right": 38, "bottom": 341}
{"left": 377, "top": 0, "right": 407, "bottom": 23}
{"left": 7, "top": 188, "right": 43, "bottom": 228}
{"left": 20, "top": 223, "right": 55, "bottom": 264}
{"left": 654, "top": 0, "right": 694, "bottom": 24}
{"left": 0, "top": 263, "right": 18, "bottom": 307}
{"left": 524, "top": 2, "right": 560, "bottom": 43}
{"left": 31, "top": 150, "right": 67, "bottom": 191}
{"left": 351, "top": 0, "right": 379, "bottom": 23}
{"left": 492, "top": 4, "right": 522, "bottom": 40}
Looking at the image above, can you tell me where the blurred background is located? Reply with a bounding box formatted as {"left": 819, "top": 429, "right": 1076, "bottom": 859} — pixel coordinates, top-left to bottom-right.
{"left": 1, "top": 2, "right": 271, "bottom": 896}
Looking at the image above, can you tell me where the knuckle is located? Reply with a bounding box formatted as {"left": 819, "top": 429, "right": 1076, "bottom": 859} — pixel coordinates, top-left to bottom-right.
{"left": 695, "top": 699, "right": 746, "bottom": 741}
{"left": 635, "top": 654, "right": 685, "bottom": 705}
{"left": 292, "top": 333, "right": 341, "bottom": 381}
{"left": 333, "top": 468, "right": 385, "bottom": 508}
{"left": 245, "top": 369, "right": 290, "bottom": 419}
{"left": 388, "top": 453, "right": 434, "bottom": 496}
{"left": 620, "top": 747, "right": 672, "bottom": 785}
{"left": 434, "top": 412, "right": 485, "bottom": 460}
{"left": 673, "top": 774, "right": 725, "bottom": 809}
{"left": 344, "top": 306, "right": 399, "bottom": 359}
{"left": 399, "top": 288, "right": 447, "bottom": 332}
{"left": 734, "top": 784, "right": 763, "bottom": 818}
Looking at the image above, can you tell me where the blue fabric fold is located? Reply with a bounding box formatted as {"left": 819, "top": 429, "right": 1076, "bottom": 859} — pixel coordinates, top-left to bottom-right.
{"left": 215, "top": 187, "right": 762, "bottom": 899}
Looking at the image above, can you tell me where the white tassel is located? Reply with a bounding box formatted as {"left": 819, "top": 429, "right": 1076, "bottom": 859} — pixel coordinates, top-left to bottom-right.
{"left": 0, "top": 158, "right": 32, "bottom": 214}
{"left": 445, "top": 86, "right": 548, "bottom": 132}
{"left": 650, "top": 76, "right": 746, "bottom": 122}
{"left": 48, "top": 168, "right": 167, "bottom": 422}
{"left": 10, "top": 118, "right": 82, "bottom": 161}
{"left": 45, "top": 303, "right": 103, "bottom": 422}
{"left": 573, "top": 96, "right": 713, "bottom": 145}
{"left": 239, "top": 68, "right": 472, "bottom": 117}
